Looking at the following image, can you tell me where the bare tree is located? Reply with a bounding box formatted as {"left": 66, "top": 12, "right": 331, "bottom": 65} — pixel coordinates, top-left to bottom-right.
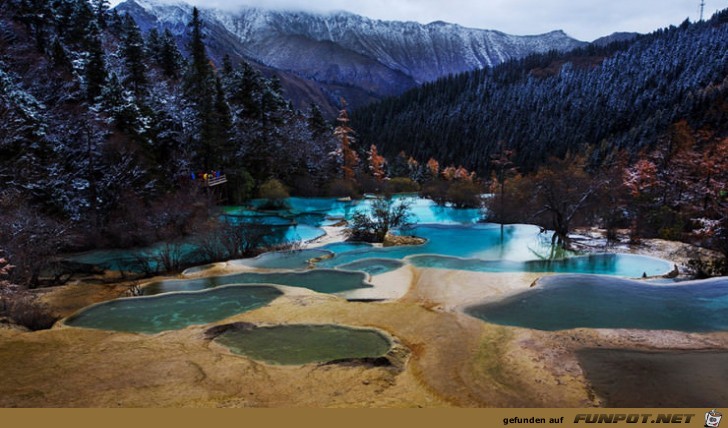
{"left": 348, "top": 196, "right": 414, "bottom": 243}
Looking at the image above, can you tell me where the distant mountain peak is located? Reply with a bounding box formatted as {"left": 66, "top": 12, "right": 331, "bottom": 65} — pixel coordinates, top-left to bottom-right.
{"left": 592, "top": 31, "right": 640, "bottom": 46}
{"left": 115, "top": 0, "right": 586, "bottom": 111}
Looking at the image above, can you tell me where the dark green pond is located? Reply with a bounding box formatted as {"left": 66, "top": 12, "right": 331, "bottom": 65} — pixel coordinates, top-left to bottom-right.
{"left": 213, "top": 324, "right": 392, "bottom": 365}
{"left": 65, "top": 286, "right": 283, "bottom": 334}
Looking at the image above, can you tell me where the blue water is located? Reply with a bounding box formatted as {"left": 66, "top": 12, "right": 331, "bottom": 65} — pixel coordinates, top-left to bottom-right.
{"left": 318, "top": 224, "right": 559, "bottom": 267}
{"left": 245, "top": 195, "right": 483, "bottom": 225}
{"left": 66, "top": 242, "right": 204, "bottom": 273}
{"left": 230, "top": 249, "right": 332, "bottom": 270}
{"left": 66, "top": 197, "right": 477, "bottom": 272}
{"left": 65, "top": 285, "right": 283, "bottom": 334}
{"left": 320, "top": 242, "right": 374, "bottom": 254}
{"left": 279, "top": 224, "right": 326, "bottom": 243}
{"left": 144, "top": 269, "right": 371, "bottom": 295}
{"left": 466, "top": 275, "right": 728, "bottom": 332}
{"left": 65, "top": 224, "right": 325, "bottom": 273}
{"left": 337, "top": 259, "right": 405, "bottom": 276}
{"left": 409, "top": 253, "right": 672, "bottom": 278}
{"left": 312, "top": 223, "right": 670, "bottom": 278}
{"left": 64, "top": 195, "right": 710, "bottom": 337}
{"left": 65, "top": 197, "right": 675, "bottom": 281}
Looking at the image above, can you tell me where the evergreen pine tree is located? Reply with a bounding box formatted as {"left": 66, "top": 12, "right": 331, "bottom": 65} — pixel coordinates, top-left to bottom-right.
{"left": 145, "top": 28, "right": 161, "bottom": 61}
{"left": 158, "top": 29, "right": 184, "bottom": 79}
{"left": 212, "top": 75, "right": 233, "bottom": 168}
{"left": 121, "top": 15, "right": 147, "bottom": 95}
{"left": 184, "top": 7, "right": 213, "bottom": 96}
{"left": 85, "top": 25, "right": 107, "bottom": 101}
{"left": 91, "top": 0, "right": 110, "bottom": 29}
{"left": 307, "top": 103, "right": 329, "bottom": 138}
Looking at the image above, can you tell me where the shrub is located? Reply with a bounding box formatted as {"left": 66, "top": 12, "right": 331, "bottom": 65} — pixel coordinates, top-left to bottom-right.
{"left": 258, "top": 178, "right": 290, "bottom": 210}
{"left": 347, "top": 197, "right": 414, "bottom": 243}
{"left": 446, "top": 181, "right": 483, "bottom": 208}
{"left": 686, "top": 258, "right": 728, "bottom": 279}
{"left": 386, "top": 177, "right": 420, "bottom": 193}
{"left": 326, "top": 178, "right": 360, "bottom": 198}
{"left": 0, "top": 293, "right": 59, "bottom": 331}
{"left": 227, "top": 168, "right": 255, "bottom": 204}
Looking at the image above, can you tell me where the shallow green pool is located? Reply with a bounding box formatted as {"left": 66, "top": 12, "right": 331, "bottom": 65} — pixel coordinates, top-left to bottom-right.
{"left": 65, "top": 286, "right": 283, "bottom": 334}
{"left": 144, "top": 269, "right": 371, "bottom": 295}
{"left": 214, "top": 324, "right": 392, "bottom": 365}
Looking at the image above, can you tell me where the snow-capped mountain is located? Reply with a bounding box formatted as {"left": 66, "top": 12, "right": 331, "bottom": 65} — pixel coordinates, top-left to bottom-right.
{"left": 116, "top": 0, "right": 586, "bottom": 111}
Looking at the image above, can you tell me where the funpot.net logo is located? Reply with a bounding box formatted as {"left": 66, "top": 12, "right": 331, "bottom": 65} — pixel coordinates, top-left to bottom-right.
{"left": 705, "top": 409, "right": 722, "bottom": 428}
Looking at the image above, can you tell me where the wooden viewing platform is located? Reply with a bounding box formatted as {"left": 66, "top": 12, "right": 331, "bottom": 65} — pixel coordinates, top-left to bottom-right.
{"left": 204, "top": 175, "right": 228, "bottom": 187}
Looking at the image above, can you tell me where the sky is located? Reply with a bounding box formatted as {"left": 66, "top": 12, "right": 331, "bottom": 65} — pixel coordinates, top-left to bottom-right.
{"left": 112, "top": 0, "right": 725, "bottom": 41}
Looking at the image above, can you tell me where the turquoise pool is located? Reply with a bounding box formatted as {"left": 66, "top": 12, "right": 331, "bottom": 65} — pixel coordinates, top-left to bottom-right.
{"left": 244, "top": 195, "right": 483, "bottom": 224}
{"left": 65, "top": 285, "right": 283, "bottom": 334}
{"left": 65, "top": 224, "right": 325, "bottom": 273}
{"left": 409, "top": 253, "right": 672, "bottom": 277}
{"left": 466, "top": 275, "right": 728, "bottom": 332}
{"left": 313, "top": 223, "right": 670, "bottom": 278}
{"left": 229, "top": 248, "right": 332, "bottom": 270}
{"left": 336, "top": 259, "right": 406, "bottom": 276}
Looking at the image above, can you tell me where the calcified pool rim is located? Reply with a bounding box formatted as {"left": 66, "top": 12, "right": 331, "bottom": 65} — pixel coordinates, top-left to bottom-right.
{"left": 142, "top": 268, "right": 376, "bottom": 296}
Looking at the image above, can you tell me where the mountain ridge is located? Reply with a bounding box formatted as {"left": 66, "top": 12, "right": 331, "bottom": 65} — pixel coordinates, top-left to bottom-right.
{"left": 115, "top": 0, "right": 587, "bottom": 111}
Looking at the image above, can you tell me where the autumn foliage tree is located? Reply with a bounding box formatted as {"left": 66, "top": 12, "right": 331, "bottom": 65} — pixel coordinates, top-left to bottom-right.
{"left": 334, "top": 101, "right": 360, "bottom": 183}
{"left": 368, "top": 144, "right": 386, "bottom": 182}
{"left": 494, "top": 155, "right": 600, "bottom": 248}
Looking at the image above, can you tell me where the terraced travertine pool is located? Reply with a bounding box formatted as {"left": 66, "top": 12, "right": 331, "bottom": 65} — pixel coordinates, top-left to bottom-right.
{"left": 212, "top": 324, "right": 393, "bottom": 365}
{"left": 143, "top": 269, "right": 371, "bottom": 295}
{"left": 65, "top": 286, "right": 283, "bottom": 334}
{"left": 63, "top": 196, "right": 690, "bottom": 336}
{"left": 466, "top": 275, "right": 728, "bottom": 332}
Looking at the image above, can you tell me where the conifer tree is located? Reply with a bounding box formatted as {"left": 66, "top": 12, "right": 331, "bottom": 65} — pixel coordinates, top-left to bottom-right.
{"left": 84, "top": 25, "right": 107, "bottom": 101}
{"left": 184, "top": 7, "right": 213, "bottom": 96}
{"left": 307, "top": 103, "right": 329, "bottom": 138}
{"left": 91, "top": 0, "right": 109, "bottom": 29}
{"left": 121, "top": 15, "right": 147, "bottom": 95}
{"left": 211, "top": 75, "right": 233, "bottom": 168}
{"left": 158, "top": 29, "right": 184, "bottom": 79}
{"left": 183, "top": 7, "right": 219, "bottom": 170}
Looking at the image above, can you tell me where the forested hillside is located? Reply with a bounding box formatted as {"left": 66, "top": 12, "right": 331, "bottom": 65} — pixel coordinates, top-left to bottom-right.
{"left": 1, "top": 1, "right": 726, "bottom": 287}
{"left": 0, "top": 0, "right": 345, "bottom": 285}
{"left": 352, "top": 11, "right": 727, "bottom": 270}
{"left": 352, "top": 11, "right": 728, "bottom": 173}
